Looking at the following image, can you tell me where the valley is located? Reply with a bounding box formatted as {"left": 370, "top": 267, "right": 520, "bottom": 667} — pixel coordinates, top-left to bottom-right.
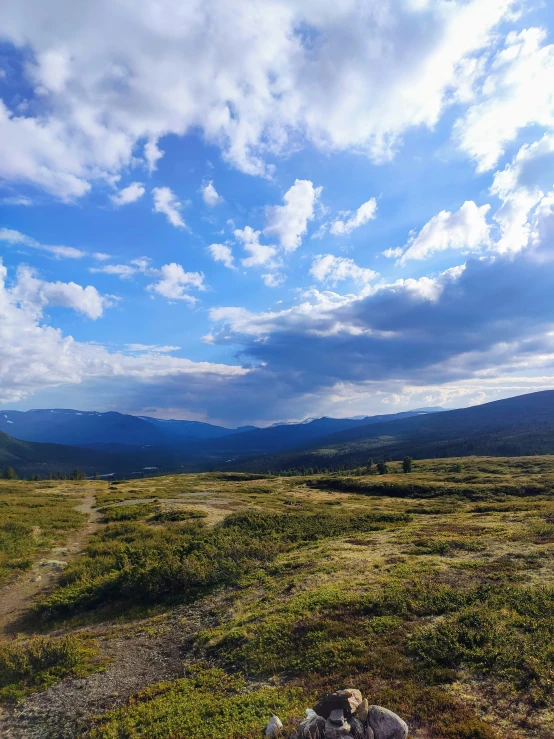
{"left": 1, "top": 457, "right": 554, "bottom": 737}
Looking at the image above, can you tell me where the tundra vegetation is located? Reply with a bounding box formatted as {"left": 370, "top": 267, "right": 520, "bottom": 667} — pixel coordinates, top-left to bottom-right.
{"left": 1, "top": 457, "right": 554, "bottom": 737}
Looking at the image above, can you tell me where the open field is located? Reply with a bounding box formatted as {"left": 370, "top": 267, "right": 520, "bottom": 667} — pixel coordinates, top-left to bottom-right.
{"left": 1, "top": 457, "right": 554, "bottom": 737}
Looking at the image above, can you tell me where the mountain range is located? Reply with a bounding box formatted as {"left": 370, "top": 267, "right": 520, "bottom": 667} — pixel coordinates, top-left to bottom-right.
{"left": 1, "top": 391, "right": 554, "bottom": 477}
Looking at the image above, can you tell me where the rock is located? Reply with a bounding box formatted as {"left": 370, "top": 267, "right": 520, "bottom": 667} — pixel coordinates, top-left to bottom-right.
{"left": 40, "top": 559, "right": 68, "bottom": 570}
{"left": 314, "top": 689, "right": 363, "bottom": 719}
{"left": 265, "top": 715, "right": 284, "bottom": 736}
{"left": 298, "top": 709, "right": 326, "bottom": 739}
{"left": 338, "top": 690, "right": 363, "bottom": 715}
{"left": 353, "top": 699, "right": 369, "bottom": 723}
{"left": 367, "top": 706, "right": 408, "bottom": 739}
{"left": 325, "top": 709, "right": 351, "bottom": 738}
{"left": 349, "top": 718, "right": 367, "bottom": 739}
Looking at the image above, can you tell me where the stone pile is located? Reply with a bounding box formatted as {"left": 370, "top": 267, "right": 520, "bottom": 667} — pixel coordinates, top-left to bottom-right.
{"left": 264, "top": 688, "right": 408, "bottom": 739}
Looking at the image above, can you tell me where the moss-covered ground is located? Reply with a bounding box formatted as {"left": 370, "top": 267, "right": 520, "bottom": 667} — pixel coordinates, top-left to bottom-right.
{"left": 4, "top": 457, "right": 554, "bottom": 737}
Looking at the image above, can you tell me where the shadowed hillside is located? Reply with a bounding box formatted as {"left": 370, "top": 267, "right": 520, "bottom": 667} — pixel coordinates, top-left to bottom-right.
{"left": 229, "top": 390, "right": 554, "bottom": 472}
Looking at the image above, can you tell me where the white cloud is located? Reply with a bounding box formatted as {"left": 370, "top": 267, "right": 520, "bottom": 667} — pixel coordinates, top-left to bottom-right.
{"left": 144, "top": 138, "right": 163, "bottom": 173}
{"left": 110, "top": 182, "right": 145, "bottom": 206}
{"left": 126, "top": 344, "right": 180, "bottom": 353}
{"left": 208, "top": 243, "right": 235, "bottom": 270}
{"left": 310, "top": 255, "right": 379, "bottom": 285}
{"left": 381, "top": 247, "right": 404, "bottom": 259}
{"left": 329, "top": 198, "right": 377, "bottom": 236}
{"left": 456, "top": 27, "right": 554, "bottom": 172}
{"left": 93, "top": 252, "right": 112, "bottom": 261}
{"left": 490, "top": 134, "right": 554, "bottom": 253}
{"left": 147, "top": 262, "right": 205, "bottom": 303}
{"left": 90, "top": 264, "right": 137, "bottom": 279}
{"left": 209, "top": 268, "right": 460, "bottom": 341}
{"left": 0, "top": 227, "right": 86, "bottom": 259}
{"left": 264, "top": 180, "right": 321, "bottom": 252}
{"left": 0, "top": 0, "right": 518, "bottom": 199}
{"left": 262, "top": 272, "right": 286, "bottom": 288}
{"left": 235, "top": 226, "right": 278, "bottom": 268}
{"left": 399, "top": 201, "right": 491, "bottom": 264}
{"left": 152, "top": 187, "right": 186, "bottom": 228}
{"left": 90, "top": 256, "right": 152, "bottom": 280}
{"left": 0, "top": 259, "right": 246, "bottom": 406}
{"left": 11, "top": 264, "right": 112, "bottom": 320}
{"left": 201, "top": 181, "right": 224, "bottom": 207}
{"left": 2, "top": 196, "right": 33, "bottom": 206}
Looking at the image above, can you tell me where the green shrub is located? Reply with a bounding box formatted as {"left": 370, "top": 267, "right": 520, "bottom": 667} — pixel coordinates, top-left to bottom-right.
{"left": 0, "top": 635, "right": 94, "bottom": 700}
{"left": 150, "top": 509, "right": 208, "bottom": 522}
{"left": 88, "top": 666, "right": 306, "bottom": 738}
{"left": 99, "top": 504, "right": 156, "bottom": 522}
{"left": 37, "top": 510, "right": 411, "bottom": 619}
{"left": 409, "top": 586, "right": 554, "bottom": 705}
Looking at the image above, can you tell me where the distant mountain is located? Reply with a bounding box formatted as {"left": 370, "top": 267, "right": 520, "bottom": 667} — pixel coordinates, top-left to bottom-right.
{"left": 0, "top": 430, "right": 141, "bottom": 477}
{"left": 229, "top": 391, "right": 554, "bottom": 472}
{"left": 0, "top": 409, "right": 252, "bottom": 448}
{"left": 185, "top": 409, "right": 439, "bottom": 462}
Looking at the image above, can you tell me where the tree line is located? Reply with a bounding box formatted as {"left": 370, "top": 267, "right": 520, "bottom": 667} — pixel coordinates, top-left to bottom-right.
{"left": 1, "top": 468, "right": 93, "bottom": 481}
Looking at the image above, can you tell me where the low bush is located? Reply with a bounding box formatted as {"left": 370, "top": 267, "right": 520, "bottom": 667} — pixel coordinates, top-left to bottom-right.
{"left": 37, "top": 510, "right": 411, "bottom": 619}
{"left": 409, "top": 585, "right": 554, "bottom": 705}
{"left": 99, "top": 504, "right": 156, "bottom": 522}
{"left": 0, "top": 635, "right": 95, "bottom": 700}
{"left": 88, "top": 666, "right": 306, "bottom": 739}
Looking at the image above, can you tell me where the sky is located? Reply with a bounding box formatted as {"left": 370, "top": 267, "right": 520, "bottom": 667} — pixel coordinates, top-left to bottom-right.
{"left": 1, "top": 0, "right": 554, "bottom": 427}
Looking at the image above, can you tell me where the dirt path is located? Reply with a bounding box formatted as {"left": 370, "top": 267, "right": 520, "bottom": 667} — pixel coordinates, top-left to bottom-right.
{"left": 0, "top": 593, "right": 225, "bottom": 739}
{"left": 0, "top": 493, "right": 101, "bottom": 637}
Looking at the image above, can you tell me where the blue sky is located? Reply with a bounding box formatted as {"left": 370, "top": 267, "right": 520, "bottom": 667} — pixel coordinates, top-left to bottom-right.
{"left": 1, "top": 0, "right": 554, "bottom": 426}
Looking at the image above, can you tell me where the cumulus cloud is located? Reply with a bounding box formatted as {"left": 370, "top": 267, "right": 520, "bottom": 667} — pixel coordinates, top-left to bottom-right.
{"left": 0, "top": 0, "right": 517, "bottom": 198}
{"left": 110, "top": 182, "right": 146, "bottom": 207}
{"left": 490, "top": 134, "right": 554, "bottom": 254}
{"left": 0, "top": 228, "right": 86, "bottom": 259}
{"left": 147, "top": 262, "right": 205, "bottom": 303}
{"left": 262, "top": 272, "right": 286, "bottom": 288}
{"left": 235, "top": 226, "right": 278, "bottom": 268}
{"left": 456, "top": 27, "right": 554, "bottom": 172}
{"left": 144, "top": 138, "right": 163, "bottom": 173}
{"left": 399, "top": 201, "right": 491, "bottom": 264}
{"left": 208, "top": 243, "right": 235, "bottom": 270}
{"left": 152, "top": 187, "right": 186, "bottom": 228}
{"left": 10, "top": 264, "right": 112, "bottom": 319}
{"left": 382, "top": 247, "right": 404, "bottom": 259}
{"left": 201, "top": 181, "right": 224, "bottom": 207}
{"left": 264, "top": 180, "right": 321, "bottom": 251}
{"left": 310, "top": 255, "right": 379, "bottom": 285}
{"left": 207, "top": 250, "right": 554, "bottom": 410}
{"left": 329, "top": 198, "right": 377, "bottom": 236}
{"left": 0, "top": 259, "right": 246, "bottom": 407}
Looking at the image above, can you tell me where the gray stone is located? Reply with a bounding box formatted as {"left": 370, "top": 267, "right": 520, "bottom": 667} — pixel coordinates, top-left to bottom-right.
{"left": 40, "top": 559, "right": 68, "bottom": 570}
{"left": 265, "top": 715, "right": 284, "bottom": 736}
{"left": 298, "top": 711, "right": 326, "bottom": 739}
{"left": 349, "top": 717, "right": 366, "bottom": 739}
{"left": 325, "top": 710, "right": 351, "bottom": 738}
{"left": 353, "top": 699, "right": 369, "bottom": 724}
{"left": 367, "top": 706, "right": 407, "bottom": 739}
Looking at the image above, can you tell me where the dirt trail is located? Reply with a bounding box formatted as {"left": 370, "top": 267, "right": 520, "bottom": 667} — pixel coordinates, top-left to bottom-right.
{"left": 0, "top": 593, "right": 224, "bottom": 739}
{"left": 0, "top": 492, "right": 101, "bottom": 637}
